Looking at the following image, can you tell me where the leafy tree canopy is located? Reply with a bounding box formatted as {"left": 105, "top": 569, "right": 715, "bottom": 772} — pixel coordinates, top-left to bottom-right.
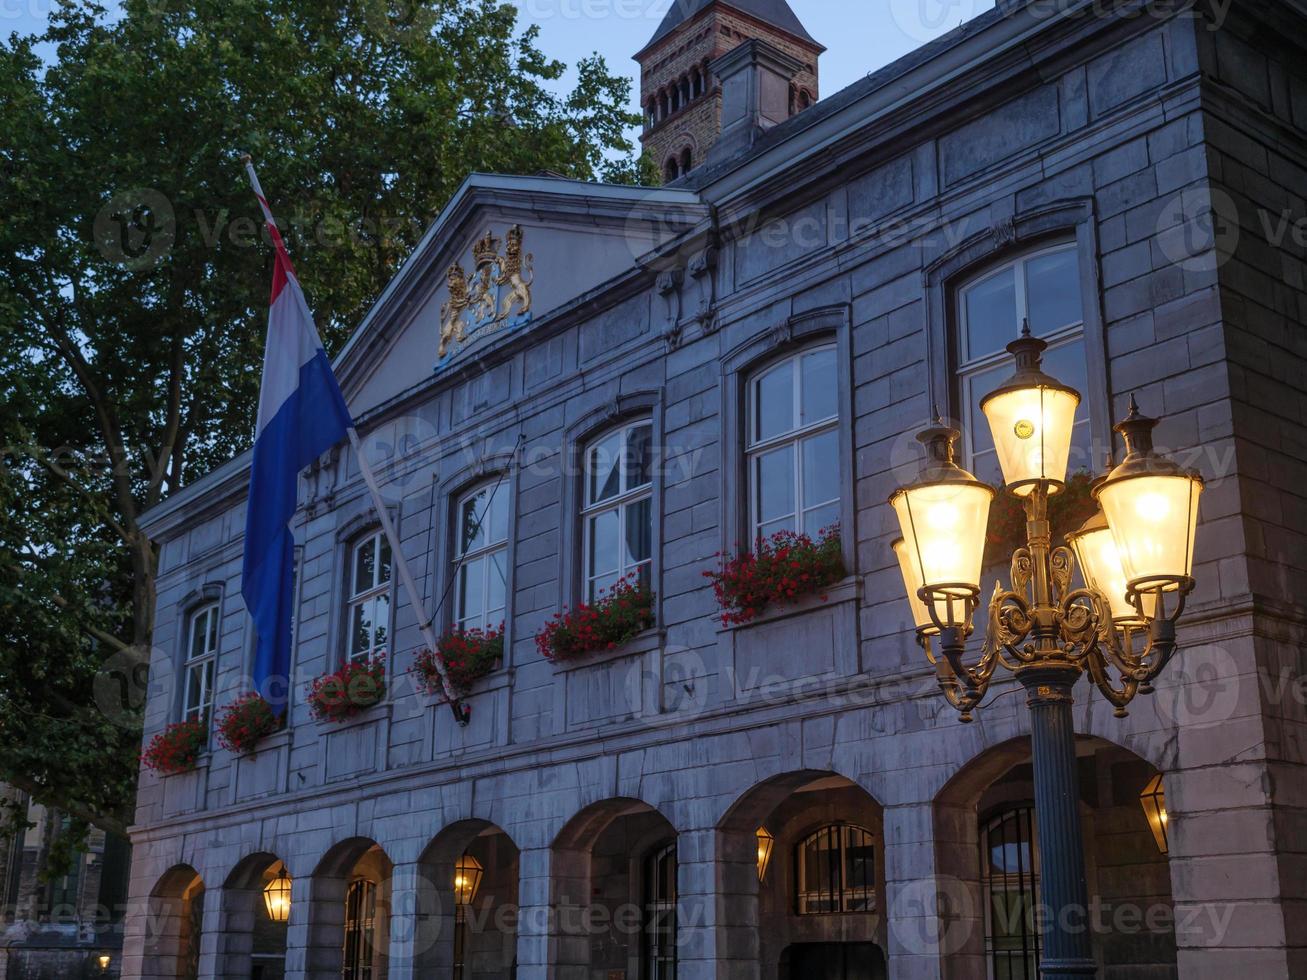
{"left": 0, "top": 0, "right": 657, "bottom": 849}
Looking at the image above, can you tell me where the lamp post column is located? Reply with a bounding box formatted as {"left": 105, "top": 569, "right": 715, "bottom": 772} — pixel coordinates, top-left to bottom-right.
{"left": 1021, "top": 666, "right": 1097, "bottom": 978}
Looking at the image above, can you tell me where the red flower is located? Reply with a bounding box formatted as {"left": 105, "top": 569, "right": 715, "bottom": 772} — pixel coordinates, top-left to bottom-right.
{"left": 307, "top": 657, "right": 387, "bottom": 723}
{"left": 705, "top": 525, "right": 844, "bottom": 627}
{"left": 142, "top": 719, "right": 208, "bottom": 775}
{"left": 216, "top": 693, "right": 281, "bottom": 755}
{"left": 414, "top": 625, "right": 504, "bottom": 701}
{"left": 536, "top": 577, "right": 655, "bottom": 662}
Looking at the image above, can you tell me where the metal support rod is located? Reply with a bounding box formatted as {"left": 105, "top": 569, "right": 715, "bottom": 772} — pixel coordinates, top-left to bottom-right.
{"left": 1021, "top": 667, "right": 1097, "bottom": 978}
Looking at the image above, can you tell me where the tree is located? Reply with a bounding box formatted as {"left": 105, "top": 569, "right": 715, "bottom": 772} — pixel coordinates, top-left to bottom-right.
{"left": 0, "top": 0, "right": 650, "bottom": 848}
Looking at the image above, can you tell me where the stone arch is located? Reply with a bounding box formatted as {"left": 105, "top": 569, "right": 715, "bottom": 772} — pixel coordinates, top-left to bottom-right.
{"left": 212, "top": 852, "right": 290, "bottom": 979}
{"left": 932, "top": 735, "right": 1177, "bottom": 979}
{"left": 299, "top": 837, "right": 394, "bottom": 980}
{"left": 717, "top": 771, "right": 888, "bottom": 980}
{"left": 140, "top": 864, "right": 205, "bottom": 980}
{"left": 410, "top": 818, "right": 520, "bottom": 976}
{"left": 549, "top": 797, "right": 679, "bottom": 977}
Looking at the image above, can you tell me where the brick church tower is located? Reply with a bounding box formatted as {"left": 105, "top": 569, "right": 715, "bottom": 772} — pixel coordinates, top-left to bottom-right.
{"left": 636, "top": 0, "right": 824, "bottom": 182}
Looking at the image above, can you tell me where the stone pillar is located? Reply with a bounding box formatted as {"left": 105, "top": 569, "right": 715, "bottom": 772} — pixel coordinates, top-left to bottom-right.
{"left": 412, "top": 853, "right": 457, "bottom": 976}
{"left": 200, "top": 883, "right": 257, "bottom": 978}
{"left": 284, "top": 873, "right": 347, "bottom": 980}
{"left": 385, "top": 861, "right": 423, "bottom": 980}
{"left": 882, "top": 802, "right": 958, "bottom": 980}
{"left": 532, "top": 845, "right": 589, "bottom": 980}
{"left": 675, "top": 828, "right": 756, "bottom": 980}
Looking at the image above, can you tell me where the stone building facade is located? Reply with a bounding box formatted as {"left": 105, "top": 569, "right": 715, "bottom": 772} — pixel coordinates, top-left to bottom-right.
{"left": 636, "top": 0, "right": 822, "bottom": 181}
{"left": 123, "top": 1, "right": 1307, "bottom": 978}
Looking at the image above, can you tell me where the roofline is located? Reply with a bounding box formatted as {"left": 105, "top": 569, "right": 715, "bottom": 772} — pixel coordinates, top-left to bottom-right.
{"left": 633, "top": 1, "right": 825, "bottom": 64}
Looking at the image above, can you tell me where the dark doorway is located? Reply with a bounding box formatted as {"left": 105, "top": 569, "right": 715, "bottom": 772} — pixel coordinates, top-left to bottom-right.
{"left": 781, "top": 942, "right": 886, "bottom": 980}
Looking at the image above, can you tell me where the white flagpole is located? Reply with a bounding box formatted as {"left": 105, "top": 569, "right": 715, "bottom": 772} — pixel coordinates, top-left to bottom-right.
{"left": 240, "top": 154, "right": 468, "bottom": 723}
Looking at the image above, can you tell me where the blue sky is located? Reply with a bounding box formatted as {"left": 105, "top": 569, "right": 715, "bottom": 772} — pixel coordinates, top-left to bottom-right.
{"left": 3, "top": 0, "right": 997, "bottom": 120}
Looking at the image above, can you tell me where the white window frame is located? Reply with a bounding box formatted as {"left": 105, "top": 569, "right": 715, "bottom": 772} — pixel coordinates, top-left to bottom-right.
{"left": 581, "top": 419, "right": 654, "bottom": 603}
{"left": 182, "top": 602, "right": 219, "bottom": 724}
{"left": 957, "top": 242, "right": 1089, "bottom": 476}
{"left": 455, "top": 481, "right": 510, "bottom": 633}
{"left": 346, "top": 530, "right": 392, "bottom": 664}
{"left": 745, "top": 344, "right": 841, "bottom": 542}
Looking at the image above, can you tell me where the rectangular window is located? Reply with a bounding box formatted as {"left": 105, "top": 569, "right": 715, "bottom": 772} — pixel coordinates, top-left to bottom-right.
{"left": 747, "top": 346, "right": 841, "bottom": 541}
{"left": 347, "top": 531, "right": 392, "bottom": 663}
{"left": 958, "top": 244, "right": 1091, "bottom": 484}
{"left": 182, "top": 603, "right": 219, "bottom": 724}
{"left": 582, "top": 420, "right": 654, "bottom": 601}
{"left": 342, "top": 878, "right": 377, "bottom": 980}
{"left": 456, "top": 482, "right": 510, "bottom": 632}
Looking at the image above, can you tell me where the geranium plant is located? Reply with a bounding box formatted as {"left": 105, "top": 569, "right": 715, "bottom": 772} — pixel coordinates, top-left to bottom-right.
{"left": 705, "top": 525, "right": 845, "bottom": 627}
{"left": 536, "top": 577, "right": 655, "bottom": 662}
{"left": 141, "top": 719, "right": 208, "bottom": 776}
{"left": 414, "top": 624, "right": 504, "bottom": 701}
{"left": 984, "top": 470, "right": 1098, "bottom": 568}
{"left": 307, "top": 657, "right": 386, "bottom": 723}
{"left": 215, "top": 692, "right": 281, "bottom": 755}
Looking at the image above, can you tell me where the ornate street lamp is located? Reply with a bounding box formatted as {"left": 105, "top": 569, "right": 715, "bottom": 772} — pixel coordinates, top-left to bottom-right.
{"left": 1139, "top": 772, "right": 1170, "bottom": 854}
{"left": 453, "top": 852, "right": 484, "bottom": 908}
{"left": 755, "top": 827, "right": 775, "bottom": 882}
{"left": 890, "top": 329, "right": 1203, "bottom": 978}
{"left": 263, "top": 867, "right": 292, "bottom": 923}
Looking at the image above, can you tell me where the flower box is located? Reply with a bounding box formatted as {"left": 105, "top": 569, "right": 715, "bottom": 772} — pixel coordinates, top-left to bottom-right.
{"left": 307, "top": 657, "right": 386, "bottom": 723}
{"left": 536, "top": 577, "right": 655, "bottom": 662}
{"left": 142, "top": 719, "right": 208, "bottom": 775}
{"left": 215, "top": 692, "right": 281, "bottom": 755}
{"left": 414, "top": 625, "right": 504, "bottom": 701}
{"left": 705, "top": 525, "right": 844, "bottom": 627}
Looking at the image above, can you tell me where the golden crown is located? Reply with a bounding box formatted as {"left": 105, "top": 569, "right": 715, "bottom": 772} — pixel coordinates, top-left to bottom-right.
{"left": 472, "top": 229, "right": 500, "bottom": 266}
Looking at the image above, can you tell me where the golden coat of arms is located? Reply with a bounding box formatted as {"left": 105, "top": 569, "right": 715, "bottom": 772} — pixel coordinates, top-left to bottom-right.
{"left": 438, "top": 224, "right": 534, "bottom": 361}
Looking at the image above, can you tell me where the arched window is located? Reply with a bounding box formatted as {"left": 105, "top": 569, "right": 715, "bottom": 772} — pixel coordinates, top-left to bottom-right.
{"left": 342, "top": 878, "right": 378, "bottom": 980}
{"left": 980, "top": 806, "right": 1041, "bottom": 979}
{"left": 957, "top": 242, "right": 1090, "bottom": 483}
{"left": 182, "top": 602, "right": 219, "bottom": 724}
{"left": 582, "top": 420, "right": 653, "bottom": 601}
{"left": 680, "top": 76, "right": 690, "bottom": 104}
{"left": 795, "top": 823, "right": 876, "bottom": 915}
{"left": 346, "top": 530, "right": 392, "bottom": 663}
{"left": 643, "top": 842, "right": 677, "bottom": 979}
{"left": 665, "top": 157, "right": 680, "bottom": 183}
{"left": 455, "top": 481, "right": 510, "bottom": 632}
{"left": 680, "top": 148, "right": 692, "bottom": 175}
{"left": 746, "top": 345, "right": 840, "bottom": 541}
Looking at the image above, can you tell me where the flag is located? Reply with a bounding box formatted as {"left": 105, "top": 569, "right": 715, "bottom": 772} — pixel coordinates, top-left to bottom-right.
{"left": 241, "top": 160, "right": 353, "bottom": 704}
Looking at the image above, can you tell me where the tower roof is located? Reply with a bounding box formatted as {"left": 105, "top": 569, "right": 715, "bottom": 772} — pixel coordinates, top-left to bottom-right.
{"left": 639, "top": 0, "right": 822, "bottom": 57}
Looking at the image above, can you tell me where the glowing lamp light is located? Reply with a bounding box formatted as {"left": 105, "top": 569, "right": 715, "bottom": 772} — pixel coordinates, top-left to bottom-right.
{"left": 889, "top": 423, "right": 994, "bottom": 629}
{"left": 1066, "top": 508, "right": 1155, "bottom": 625}
{"left": 755, "top": 827, "right": 775, "bottom": 882}
{"left": 97, "top": 954, "right": 112, "bottom": 972}
{"left": 1139, "top": 772, "right": 1169, "bottom": 853}
{"left": 263, "top": 868, "right": 292, "bottom": 923}
{"left": 453, "top": 853, "right": 483, "bottom": 907}
{"left": 892, "top": 537, "right": 937, "bottom": 635}
{"left": 1094, "top": 398, "right": 1203, "bottom": 602}
{"left": 979, "top": 323, "right": 1081, "bottom": 496}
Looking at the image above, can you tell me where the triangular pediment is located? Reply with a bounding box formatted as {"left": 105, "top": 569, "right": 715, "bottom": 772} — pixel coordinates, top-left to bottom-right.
{"left": 336, "top": 174, "right": 706, "bottom": 416}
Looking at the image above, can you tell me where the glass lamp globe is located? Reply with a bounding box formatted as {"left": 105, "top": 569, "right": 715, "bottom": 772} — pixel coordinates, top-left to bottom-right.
{"left": 1094, "top": 398, "right": 1203, "bottom": 602}
{"left": 1139, "top": 772, "right": 1169, "bottom": 854}
{"left": 889, "top": 422, "right": 994, "bottom": 629}
{"left": 892, "top": 537, "right": 938, "bottom": 635}
{"left": 263, "top": 867, "right": 292, "bottom": 923}
{"left": 453, "top": 853, "right": 483, "bottom": 906}
{"left": 979, "top": 323, "right": 1081, "bottom": 496}
{"left": 755, "top": 827, "right": 775, "bottom": 882}
{"left": 1066, "top": 508, "right": 1154, "bottom": 625}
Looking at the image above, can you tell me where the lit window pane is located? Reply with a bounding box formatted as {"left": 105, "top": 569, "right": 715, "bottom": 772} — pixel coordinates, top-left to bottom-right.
{"left": 377, "top": 535, "right": 392, "bottom": 584}
{"left": 487, "top": 486, "right": 510, "bottom": 545}
{"left": 589, "top": 509, "right": 620, "bottom": 577}
{"left": 487, "top": 550, "right": 507, "bottom": 617}
{"left": 371, "top": 594, "right": 388, "bottom": 653}
{"left": 625, "top": 424, "right": 653, "bottom": 491}
{"left": 353, "top": 537, "right": 375, "bottom": 595}
{"left": 460, "top": 492, "right": 486, "bottom": 554}
{"left": 189, "top": 612, "right": 206, "bottom": 660}
{"left": 965, "top": 266, "right": 1018, "bottom": 360}
{"left": 458, "top": 556, "right": 485, "bottom": 626}
{"left": 204, "top": 607, "right": 218, "bottom": 652}
{"left": 755, "top": 446, "right": 795, "bottom": 524}
{"left": 800, "top": 348, "right": 837, "bottom": 426}
{"left": 589, "top": 431, "right": 622, "bottom": 504}
{"left": 754, "top": 362, "right": 794, "bottom": 442}
{"left": 624, "top": 497, "right": 653, "bottom": 567}
{"left": 801, "top": 429, "right": 839, "bottom": 508}
{"left": 1025, "top": 248, "right": 1082, "bottom": 335}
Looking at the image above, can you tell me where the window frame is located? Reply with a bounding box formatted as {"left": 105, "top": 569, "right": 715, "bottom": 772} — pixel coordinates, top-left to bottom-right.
{"left": 793, "top": 822, "right": 878, "bottom": 916}
{"left": 344, "top": 529, "right": 393, "bottom": 666}
{"left": 453, "top": 479, "right": 512, "bottom": 634}
{"left": 955, "top": 241, "right": 1092, "bottom": 479}
{"left": 719, "top": 305, "right": 854, "bottom": 571}
{"left": 979, "top": 804, "right": 1042, "bottom": 980}
{"left": 181, "top": 601, "right": 220, "bottom": 725}
{"left": 580, "top": 418, "right": 655, "bottom": 603}
{"left": 642, "top": 840, "right": 678, "bottom": 980}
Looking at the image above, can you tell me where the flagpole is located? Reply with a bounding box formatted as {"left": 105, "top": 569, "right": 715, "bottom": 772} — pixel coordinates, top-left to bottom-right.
{"left": 240, "top": 153, "right": 469, "bottom": 726}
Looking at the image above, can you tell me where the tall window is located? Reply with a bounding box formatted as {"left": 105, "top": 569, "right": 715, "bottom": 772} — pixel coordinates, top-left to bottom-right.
{"left": 582, "top": 420, "right": 653, "bottom": 601}
{"left": 980, "top": 806, "right": 1041, "bottom": 980}
{"left": 342, "top": 878, "right": 377, "bottom": 980}
{"left": 182, "top": 603, "right": 219, "bottom": 724}
{"left": 747, "top": 346, "right": 840, "bottom": 540}
{"left": 958, "top": 243, "right": 1091, "bottom": 484}
{"left": 347, "top": 531, "right": 392, "bottom": 664}
{"left": 643, "top": 842, "right": 677, "bottom": 980}
{"left": 456, "top": 482, "right": 510, "bottom": 632}
{"left": 795, "top": 824, "right": 876, "bottom": 915}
